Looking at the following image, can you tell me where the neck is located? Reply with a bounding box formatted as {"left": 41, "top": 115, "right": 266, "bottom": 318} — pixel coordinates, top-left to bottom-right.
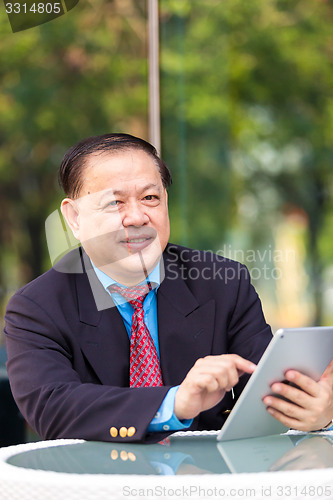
{"left": 96, "top": 264, "right": 150, "bottom": 286}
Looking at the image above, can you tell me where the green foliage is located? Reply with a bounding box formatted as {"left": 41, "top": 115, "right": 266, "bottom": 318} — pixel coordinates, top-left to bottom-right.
{"left": 160, "top": 0, "right": 333, "bottom": 248}
{"left": 159, "top": 0, "right": 333, "bottom": 323}
{"left": 0, "top": 0, "right": 333, "bottom": 325}
{"left": 0, "top": 0, "right": 148, "bottom": 285}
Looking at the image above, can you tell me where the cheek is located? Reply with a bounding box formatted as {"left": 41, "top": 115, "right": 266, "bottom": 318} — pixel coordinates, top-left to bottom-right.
{"left": 80, "top": 212, "right": 122, "bottom": 236}
{"left": 156, "top": 211, "right": 170, "bottom": 241}
{"left": 162, "top": 207, "right": 170, "bottom": 230}
{"left": 77, "top": 217, "right": 98, "bottom": 239}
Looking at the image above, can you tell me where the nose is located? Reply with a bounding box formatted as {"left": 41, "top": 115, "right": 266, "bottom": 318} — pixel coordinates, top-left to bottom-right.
{"left": 121, "top": 200, "right": 149, "bottom": 227}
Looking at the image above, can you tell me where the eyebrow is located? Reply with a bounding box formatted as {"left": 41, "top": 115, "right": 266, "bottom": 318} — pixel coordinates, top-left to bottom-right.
{"left": 116, "top": 183, "right": 162, "bottom": 196}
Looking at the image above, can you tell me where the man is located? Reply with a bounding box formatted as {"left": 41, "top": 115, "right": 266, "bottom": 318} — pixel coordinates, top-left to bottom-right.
{"left": 4, "top": 134, "right": 333, "bottom": 443}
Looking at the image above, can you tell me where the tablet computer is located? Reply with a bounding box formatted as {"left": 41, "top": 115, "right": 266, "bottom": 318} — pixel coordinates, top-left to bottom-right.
{"left": 217, "top": 434, "right": 296, "bottom": 473}
{"left": 217, "top": 326, "right": 333, "bottom": 442}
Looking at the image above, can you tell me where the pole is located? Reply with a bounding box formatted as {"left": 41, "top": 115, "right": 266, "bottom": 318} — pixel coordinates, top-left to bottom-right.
{"left": 148, "top": 0, "right": 161, "bottom": 154}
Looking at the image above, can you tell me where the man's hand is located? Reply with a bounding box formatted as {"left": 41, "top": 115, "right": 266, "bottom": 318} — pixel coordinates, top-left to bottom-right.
{"left": 174, "top": 354, "right": 256, "bottom": 421}
{"left": 263, "top": 358, "right": 333, "bottom": 431}
{"left": 269, "top": 436, "right": 333, "bottom": 471}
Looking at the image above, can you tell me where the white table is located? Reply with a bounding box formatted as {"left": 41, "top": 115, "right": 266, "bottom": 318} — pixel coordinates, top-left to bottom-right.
{"left": 0, "top": 431, "right": 332, "bottom": 500}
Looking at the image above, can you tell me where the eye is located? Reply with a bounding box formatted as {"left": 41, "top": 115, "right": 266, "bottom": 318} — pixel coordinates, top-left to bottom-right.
{"left": 143, "top": 195, "right": 158, "bottom": 201}
{"left": 104, "top": 200, "right": 122, "bottom": 210}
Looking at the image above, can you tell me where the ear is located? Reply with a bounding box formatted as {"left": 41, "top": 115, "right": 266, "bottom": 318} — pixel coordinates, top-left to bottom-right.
{"left": 61, "top": 198, "right": 80, "bottom": 240}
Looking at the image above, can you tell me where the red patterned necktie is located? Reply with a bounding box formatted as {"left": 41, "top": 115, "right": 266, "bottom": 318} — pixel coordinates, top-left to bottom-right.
{"left": 109, "top": 283, "right": 163, "bottom": 388}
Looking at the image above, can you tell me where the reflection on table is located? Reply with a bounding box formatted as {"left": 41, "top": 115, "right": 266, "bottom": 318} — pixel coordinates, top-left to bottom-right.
{"left": 7, "top": 432, "right": 333, "bottom": 475}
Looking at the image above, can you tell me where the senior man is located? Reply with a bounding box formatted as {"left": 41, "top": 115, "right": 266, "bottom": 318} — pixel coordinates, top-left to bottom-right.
{"left": 4, "top": 134, "right": 333, "bottom": 442}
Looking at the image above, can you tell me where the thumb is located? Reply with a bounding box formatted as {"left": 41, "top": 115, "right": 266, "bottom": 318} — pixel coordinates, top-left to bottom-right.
{"left": 320, "top": 358, "right": 333, "bottom": 382}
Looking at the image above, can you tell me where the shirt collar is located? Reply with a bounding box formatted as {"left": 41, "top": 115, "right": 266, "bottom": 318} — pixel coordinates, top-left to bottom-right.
{"left": 91, "top": 259, "right": 161, "bottom": 292}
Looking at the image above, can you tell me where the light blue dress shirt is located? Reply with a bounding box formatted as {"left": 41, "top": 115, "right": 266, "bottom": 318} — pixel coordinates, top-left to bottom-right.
{"left": 92, "top": 261, "right": 192, "bottom": 432}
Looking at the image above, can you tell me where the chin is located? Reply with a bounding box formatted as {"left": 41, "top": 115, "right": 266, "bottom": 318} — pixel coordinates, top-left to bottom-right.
{"left": 126, "top": 251, "right": 158, "bottom": 275}
{"left": 113, "top": 250, "right": 159, "bottom": 284}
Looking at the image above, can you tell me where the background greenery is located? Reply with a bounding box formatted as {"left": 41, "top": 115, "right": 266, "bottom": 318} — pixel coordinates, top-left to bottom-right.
{"left": 1, "top": 0, "right": 333, "bottom": 338}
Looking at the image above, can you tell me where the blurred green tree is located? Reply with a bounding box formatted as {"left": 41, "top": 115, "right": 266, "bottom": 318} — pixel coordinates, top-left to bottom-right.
{"left": 0, "top": 0, "right": 333, "bottom": 328}
{"left": 160, "top": 0, "right": 333, "bottom": 324}
{"left": 0, "top": 0, "right": 148, "bottom": 293}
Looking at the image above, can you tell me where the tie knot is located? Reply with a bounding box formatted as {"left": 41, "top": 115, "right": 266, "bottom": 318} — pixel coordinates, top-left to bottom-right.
{"left": 109, "top": 283, "right": 151, "bottom": 304}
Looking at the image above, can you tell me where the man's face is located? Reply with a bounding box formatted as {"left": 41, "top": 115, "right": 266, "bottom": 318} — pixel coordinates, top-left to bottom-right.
{"left": 62, "top": 149, "right": 170, "bottom": 285}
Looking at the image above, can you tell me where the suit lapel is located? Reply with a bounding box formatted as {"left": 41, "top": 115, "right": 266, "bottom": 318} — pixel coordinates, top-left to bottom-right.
{"left": 157, "top": 249, "right": 216, "bottom": 386}
{"left": 71, "top": 245, "right": 216, "bottom": 388}
{"left": 74, "top": 252, "right": 130, "bottom": 386}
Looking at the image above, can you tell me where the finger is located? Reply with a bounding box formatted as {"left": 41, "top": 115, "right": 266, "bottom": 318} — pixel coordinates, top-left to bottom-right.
{"left": 215, "top": 363, "right": 240, "bottom": 391}
{"left": 271, "top": 458, "right": 312, "bottom": 471}
{"left": 264, "top": 405, "right": 310, "bottom": 431}
{"left": 193, "top": 355, "right": 256, "bottom": 384}
{"left": 263, "top": 395, "right": 308, "bottom": 422}
{"left": 196, "top": 354, "right": 256, "bottom": 373}
{"left": 196, "top": 373, "right": 221, "bottom": 393}
{"left": 284, "top": 370, "right": 320, "bottom": 398}
{"left": 269, "top": 381, "right": 313, "bottom": 409}
{"left": 263, "top": 395, "right": 320, "bottom": 432}
{"left": 321, "top": 358, "right": 333, "bottom": 382}
{"left": 228, "top": 354, "right": 257, "bottom": 375}
{"left": 194, "top": 360, "right": 240, "bottom": 392}
{"left": 269, "top": 449, "right": 303, "bottom": 471}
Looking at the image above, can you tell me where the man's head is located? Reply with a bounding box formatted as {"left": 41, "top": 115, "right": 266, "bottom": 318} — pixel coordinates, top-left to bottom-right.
{"left": 59, "top": 133, "right": 172, "bottom": 285}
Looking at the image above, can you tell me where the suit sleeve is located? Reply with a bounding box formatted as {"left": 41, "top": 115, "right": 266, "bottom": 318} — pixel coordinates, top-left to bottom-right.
{"left": 4, "top": 292, "right": 171, "bottom": 443}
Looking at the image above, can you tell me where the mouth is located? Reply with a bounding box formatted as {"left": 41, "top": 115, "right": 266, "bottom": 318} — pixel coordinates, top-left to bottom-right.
{"left": 119, "top": 235, "right": 154, "bottom": 252}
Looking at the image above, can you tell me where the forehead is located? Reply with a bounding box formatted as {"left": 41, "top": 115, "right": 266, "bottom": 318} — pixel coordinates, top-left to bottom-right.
{"left": 81, "top": 149, "right": 162, "bottom": 192}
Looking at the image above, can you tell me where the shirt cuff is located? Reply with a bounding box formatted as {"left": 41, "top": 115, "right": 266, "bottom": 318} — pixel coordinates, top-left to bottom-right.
{"left": 147, "top": 386, "right": 193, "bottom": 432}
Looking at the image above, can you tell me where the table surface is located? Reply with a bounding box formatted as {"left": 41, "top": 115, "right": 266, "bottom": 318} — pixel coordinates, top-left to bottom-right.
{"left": 0, "top": 431, "right": 333, "bottom": 500}
{"left": 3, "top": 431, "right": 333, "bottom": 475}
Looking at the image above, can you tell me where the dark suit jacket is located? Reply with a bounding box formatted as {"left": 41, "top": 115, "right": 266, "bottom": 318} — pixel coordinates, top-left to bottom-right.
{"left": 4, "top": 243, "right": 272, "bottom": 443}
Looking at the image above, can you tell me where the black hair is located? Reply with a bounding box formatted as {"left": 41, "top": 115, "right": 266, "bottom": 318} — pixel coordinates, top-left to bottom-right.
{"left": 58, "top": 133, "right": 172, "bottom": 198}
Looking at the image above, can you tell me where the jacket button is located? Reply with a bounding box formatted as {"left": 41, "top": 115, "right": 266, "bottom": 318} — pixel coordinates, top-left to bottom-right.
{"left": 110, "top": 427, "right": 118, "bottom": 438}
{"left": 119, "top": 427, "right": 128, "bottom": 438}
{"left": 127, "top": 426, "right": 136, "bottom": 437}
